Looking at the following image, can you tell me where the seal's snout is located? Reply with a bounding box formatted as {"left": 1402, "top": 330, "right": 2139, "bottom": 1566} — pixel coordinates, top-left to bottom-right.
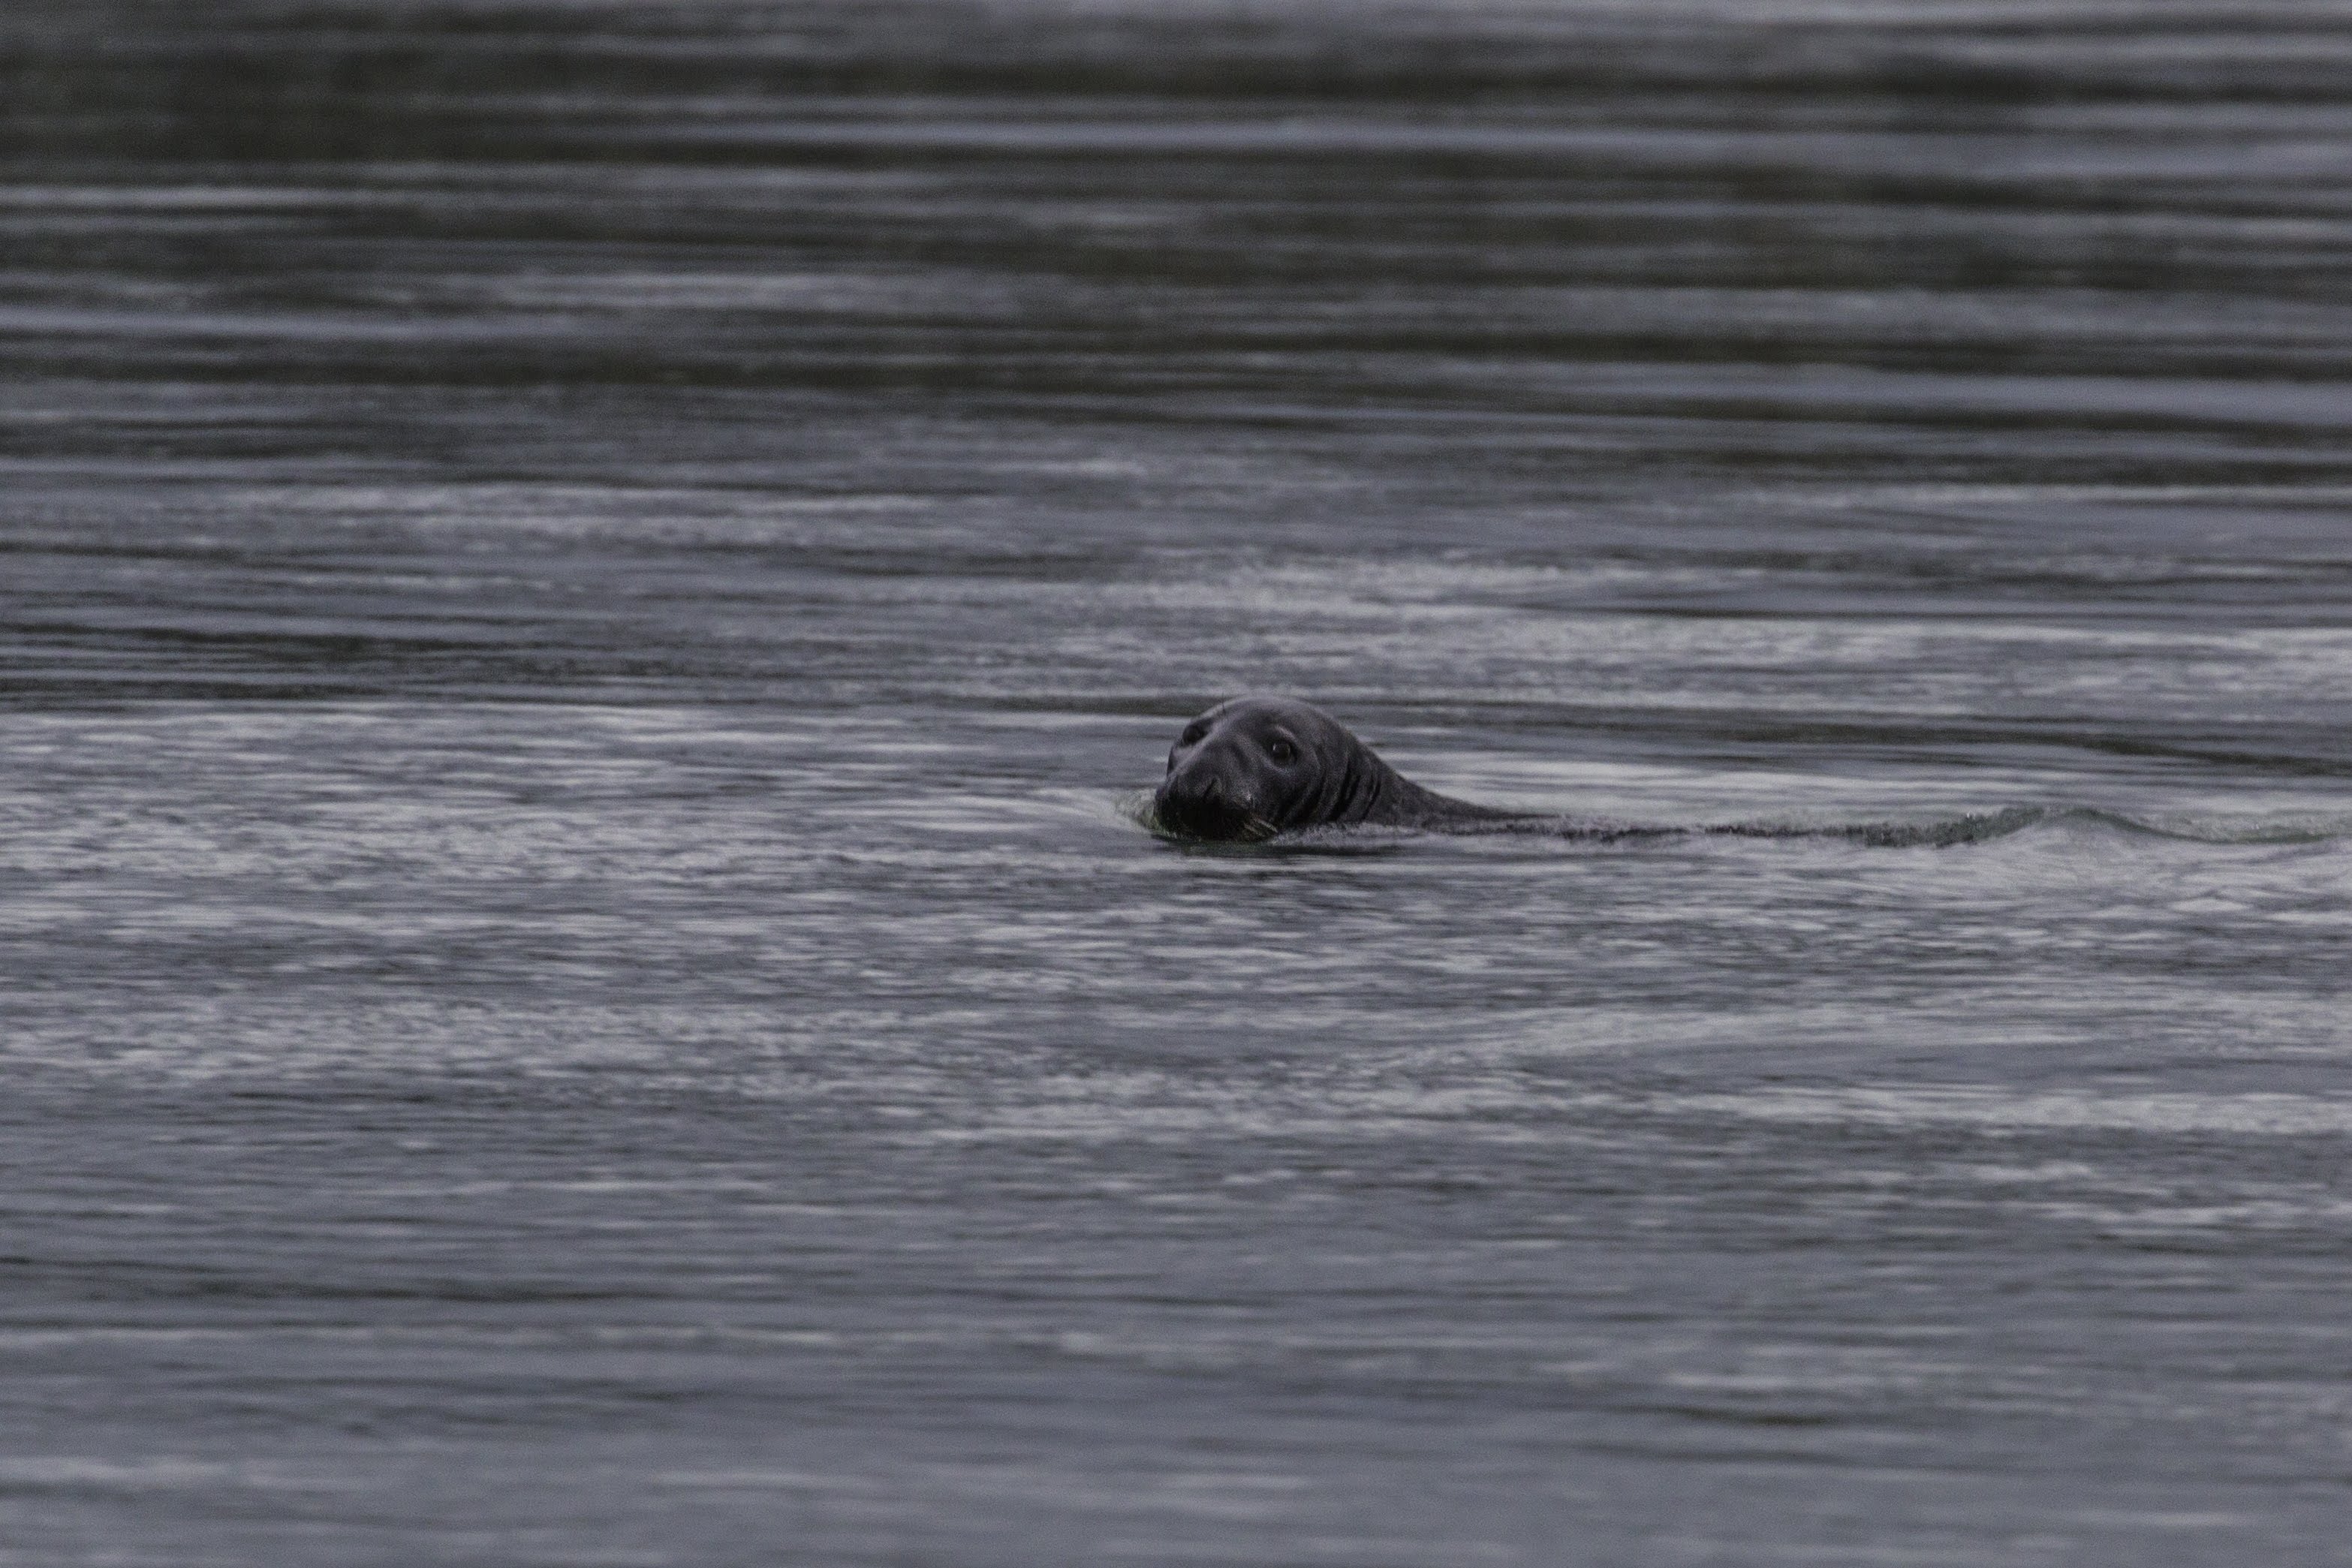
{"left": 1155, "top": 761, "right": 1260, "bottom": 841}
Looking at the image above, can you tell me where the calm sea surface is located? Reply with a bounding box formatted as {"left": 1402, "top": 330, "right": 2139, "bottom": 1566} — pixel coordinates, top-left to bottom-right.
{"left": 5, "top": 2, "right": 2351, "bottom": 1562}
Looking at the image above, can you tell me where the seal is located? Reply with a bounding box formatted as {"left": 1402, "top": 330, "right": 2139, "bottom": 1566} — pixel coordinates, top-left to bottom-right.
{"left": 1151, "top": 698, "right": 2045, "bottom": 847}
{"left": 1152, "top": 694, "right": 1522, "bottom": 841}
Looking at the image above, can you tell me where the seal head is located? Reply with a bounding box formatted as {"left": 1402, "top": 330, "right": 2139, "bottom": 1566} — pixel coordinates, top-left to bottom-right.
{"left": 1153, "top": 695, "right": 1510, "bottom": 841}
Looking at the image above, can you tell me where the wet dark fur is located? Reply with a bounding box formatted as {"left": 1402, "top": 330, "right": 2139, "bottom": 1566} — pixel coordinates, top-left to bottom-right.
{"left": 1152, "top": 695, "right": 1522, "bottom": 841}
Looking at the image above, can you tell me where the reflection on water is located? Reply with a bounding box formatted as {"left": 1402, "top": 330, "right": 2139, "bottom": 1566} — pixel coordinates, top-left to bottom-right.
{"left": 4, "top": 2, "right": 2350, "bottom": 1563}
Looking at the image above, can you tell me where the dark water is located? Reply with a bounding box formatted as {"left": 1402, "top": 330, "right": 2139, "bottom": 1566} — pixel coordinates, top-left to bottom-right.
{"left": 6, "top": 2, "right": 2352, "bottom": 1561}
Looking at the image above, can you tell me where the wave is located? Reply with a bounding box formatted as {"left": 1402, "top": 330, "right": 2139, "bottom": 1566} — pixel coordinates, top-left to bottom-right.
{"left": 1724, "top": 805, "right": 2352, "bottom": 848}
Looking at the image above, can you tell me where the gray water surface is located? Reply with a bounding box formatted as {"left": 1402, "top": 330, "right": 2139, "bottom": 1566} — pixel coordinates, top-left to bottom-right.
{"left": 5, "top": 2, "right": 2351, "bottom": 1563}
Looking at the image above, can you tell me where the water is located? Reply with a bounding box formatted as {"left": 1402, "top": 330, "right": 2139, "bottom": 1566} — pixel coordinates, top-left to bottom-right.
{"left": 5, "top": 2, "right": 2351, "bottom": 1562}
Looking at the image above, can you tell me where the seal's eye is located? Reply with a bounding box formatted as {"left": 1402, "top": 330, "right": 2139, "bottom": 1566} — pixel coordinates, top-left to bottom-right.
{"left": 1179, "top": 721, "right": 1209, "bottom": 747}
{"left": 1266, "top": 736, "right": 1298, "bottom": 764}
